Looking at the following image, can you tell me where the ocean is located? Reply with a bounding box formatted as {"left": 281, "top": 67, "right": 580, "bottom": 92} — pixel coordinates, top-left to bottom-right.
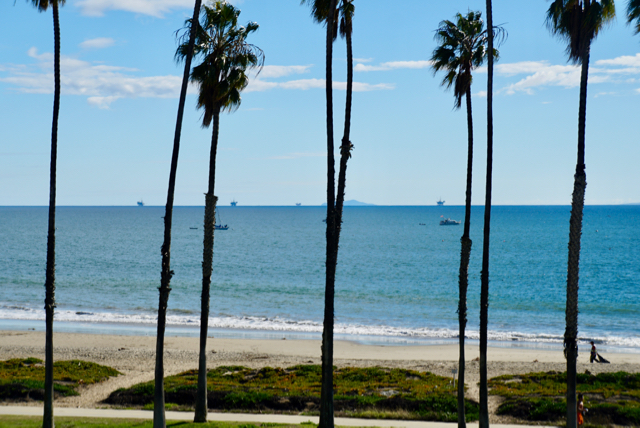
{"left": 1, "top": 205, "right": 638, "bottom": 354}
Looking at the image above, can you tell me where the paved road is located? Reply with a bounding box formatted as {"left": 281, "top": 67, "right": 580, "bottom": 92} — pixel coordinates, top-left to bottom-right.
{"left": 0, "top": 406, "right": 557, "bottom": 428}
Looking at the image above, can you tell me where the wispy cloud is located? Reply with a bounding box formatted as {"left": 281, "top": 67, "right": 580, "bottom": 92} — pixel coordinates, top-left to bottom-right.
{"left": 80, "top": 37, "right": 115, "bottom": 50}
{"left": 247, "top": 65, "right": 394, "bottom": 92}
{"left": 258, "top": 65, "right": 312, "bottom": 79}
{"left": 495, "top": 55, "right": 640, "bottom": 95}
{"left": 595, "top": 53, "right": 640, "bottom": 68}
{"left": 74, "top": 0, "right": 239, "bottom": 18}
{"left": 267, "top": 152, "right": 326, "bottom": 160}
{"left": 499, "top": 61, "right": 581, "bottom": 94}
{"left": 1, "top": 48, "right": 179, "bottom": 108}
{"left": 0, "top": 50, "right": 393, "bottom": 108}
{"left": 354, "top": 60, "right": 432, "bottom": 72}
{"left": 594, "top": 91, "right": 617, "bottom": 98}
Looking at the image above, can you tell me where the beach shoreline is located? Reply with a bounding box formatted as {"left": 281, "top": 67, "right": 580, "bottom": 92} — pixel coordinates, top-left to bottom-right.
{"left": 2, "top": 329, "right": 640, "bottom": 424}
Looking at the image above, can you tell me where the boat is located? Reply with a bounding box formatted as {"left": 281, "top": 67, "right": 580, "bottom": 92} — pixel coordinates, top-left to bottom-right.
{"left": 437, "top": 199, "right": 445, "bottom": 206}
{"left": 215, "top": 210, "right": 229, "bottom": 230}
{"left": 295, "top": 203, "right": 301, "bottom": 206}
{"left": 440, "top": 218, "right": 461, "bottom": 226}
{"left": 137, "top": 199, "right": 144, "bottom": 207}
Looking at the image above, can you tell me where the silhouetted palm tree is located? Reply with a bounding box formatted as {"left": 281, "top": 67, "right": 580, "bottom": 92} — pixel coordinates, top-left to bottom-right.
{"left": 300, "top": 1, "right": 354, "bottom": 426}
{"left": 175, "top": 2, "right": 263, "bottom": 423}
{"left": 628, "top": 0, "right": 640, "bottom": 33}
{"left": 479, "top": 1, "right": 500, "bottom": 427}
{"left": 431, "top": 11, "right": 500, "bottom": 427}
{"left": 546, "top": 1, "right": 615, "bottom": 426}
{"left": 26, "top": 1, "right": 65, "bottom": 426}
{"left": 153, "top": 1, "right": 202, "bottom": 427}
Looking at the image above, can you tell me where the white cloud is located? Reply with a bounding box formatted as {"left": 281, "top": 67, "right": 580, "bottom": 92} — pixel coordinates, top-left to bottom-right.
{"left": 355, "top": 60, "right": 432, "bottom": 72}
{"left": 268, "top": 152, "right": 326, "bottom": 160}
{"left": 0, "top": 51, "right": 393, "bottom": 107}
{"left": 278, "top": 78, "right": 325, "bottom": 90}
{"left": 76, "top": 0, "right": 193, "bottom": 17}
{"left": 346, "top": 82, "right": 395, "bottom": 91}
{"left": 594, "top": 91, "right": 617, "bottom": 98}
{"left": 75, "top": 0, "right": 241, "bottom": 17}
{"left": 1, "top": 48, "right": 181, "bottom": 108}
{"left": 249, "top": 78, "right": 394, "bottom": 92}
{"left": 80, "top": 37, "right": 115, "bottom": 50}
{"left": 257, "top": 65, "right": 312, "bottom": 79}
{"left": 596, "top": 53, "right": 640, "bottom": 67}
{"left": 495, "top": 61, "right": 555, "bottom": 76}
{"left": 495, "top": 55, "right": 640, "bottom": 95}
{"left": 494, "top": 61, "right": 581, "bottom": 94}
{"left": 353, "top": 58, "right": 374, "bottom": 63}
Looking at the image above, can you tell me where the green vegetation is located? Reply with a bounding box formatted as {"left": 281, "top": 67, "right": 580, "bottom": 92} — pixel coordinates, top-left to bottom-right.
{"left": 489, "top": 371, "right": 640, "bottom": 426}
{"left": 106, "top": 365, "right": 478, "bottom": 422}
{"left": 0, "top": 416, "right": 312, "bottom": 428}
{"left": 0, "top": 358, "right": 120, "bottom": 401}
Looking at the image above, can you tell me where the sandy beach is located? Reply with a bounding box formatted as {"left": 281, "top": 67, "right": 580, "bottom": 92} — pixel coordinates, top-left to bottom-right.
{"left": 2, "top": 330, "right": 640, "bottom": 424}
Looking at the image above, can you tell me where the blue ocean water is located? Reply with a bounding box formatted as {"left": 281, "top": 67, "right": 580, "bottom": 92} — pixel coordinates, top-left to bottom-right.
{"left": 0, "top": 205, "right": 638, "bottom": 352}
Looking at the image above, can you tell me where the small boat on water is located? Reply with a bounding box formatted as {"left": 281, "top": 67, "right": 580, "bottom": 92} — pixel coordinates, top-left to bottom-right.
{"left": 440, "top": 218, "right": 461, "bottom": 226}
{"left": 215, "top": 211, "right": 229, "bottom": 230}
{"left": 137, "top": 199, "right": 144, "bottom": 207}
{"left": 296, "top": 203, "right": 301, "bottom": 206}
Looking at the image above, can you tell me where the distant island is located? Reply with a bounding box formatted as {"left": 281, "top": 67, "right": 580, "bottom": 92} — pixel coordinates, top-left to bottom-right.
{"left": 321, "top": 199, "right": 375, "bottom": 207}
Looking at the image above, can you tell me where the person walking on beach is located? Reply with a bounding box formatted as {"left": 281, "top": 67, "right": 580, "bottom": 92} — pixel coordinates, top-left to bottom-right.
{"left": 590, "top": 341, "right": 597, "bottom": 363}
{"left": 577, "top": 393, "right": 586, "bottom": 426}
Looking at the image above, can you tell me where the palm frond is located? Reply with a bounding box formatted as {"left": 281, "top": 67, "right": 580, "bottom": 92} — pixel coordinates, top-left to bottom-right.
{"left": 431, "top": 10, "right": 501, "bottom": 110}
{"left": 302, "top": 0, "right": 354, "bottom": 41}
{"left": 546, "top": 0, "right": 616, "bottom": 64}
{"left": 629, "top": 0, "right": 640, "bottom": 34}
{"left": 28, "top": 0, "right": 66, "bottom": 12}
{"left": 175, "top": 1, "right": 264, "bottom": 127}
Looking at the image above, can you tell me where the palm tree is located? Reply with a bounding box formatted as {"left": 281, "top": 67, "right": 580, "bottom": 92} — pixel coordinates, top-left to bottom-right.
{"left": 628, "top": 0, "right": 640, "bottom": 33}
{"left": 300, "top": 1, "right": 354, "bottom": 426}
{"left": 26, "top": 1, "right": 65, "bottom": 426}
{"left": 479, "top": 1, "right": 499, "bottom": 427}
{"left": 431, "top": 12, "right": 501, "bottom": 427}
{"left": 153, "top": 1, "right": 202, "bottom": 427}
{"left": 175, "top": 2, "right": 264, "bottom": 423}
{"left": 546, "top": 1, "right": 615, "bottom": 427}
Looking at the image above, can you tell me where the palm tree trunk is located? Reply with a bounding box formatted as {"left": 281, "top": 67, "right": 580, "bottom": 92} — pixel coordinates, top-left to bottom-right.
{"left": 456, "top": 86, "right": 474, "bottom": 428}
{"left": 335, "top": 26, "right": 353, "bottom": 235}
{"left": 319, "top": 1, "right": 338, "bottom": 427}
{"left": 565, "top": 48, "right": 590, "bottom": 428}
{"left": 479, "top": 2, "right": 494, "bottom": 427}
{"left": 153, "top": 2, "right": 202, "bottom": 426}
{"left": 43, "top": 4, "right": 61, "bottom": 427}
{"left": 194, "top": 109, "right": 220, "bottom": 423}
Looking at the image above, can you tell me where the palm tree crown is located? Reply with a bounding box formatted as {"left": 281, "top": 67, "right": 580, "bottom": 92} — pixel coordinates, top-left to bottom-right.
{"left": 29, "top": 0, "right": 66, "bottom": 11}
{"left": 177, "top": 1, "right": 264, "bottom": 126}
{"left": 546, "top": 0, "right": 616, "bottom": 63}
{"left": 431, "top": 11, "right": 501, "bottom": 109}
{"left": 301, "top": 0, "right": 354, "bottom": 41}
{"left": 628, "top": 0, "right": 640, "bottom": 34}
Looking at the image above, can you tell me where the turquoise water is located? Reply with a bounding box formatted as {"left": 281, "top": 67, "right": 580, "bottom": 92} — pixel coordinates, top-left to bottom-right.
{"left": 0, "top": 205, "right": 638, "bottom": 352}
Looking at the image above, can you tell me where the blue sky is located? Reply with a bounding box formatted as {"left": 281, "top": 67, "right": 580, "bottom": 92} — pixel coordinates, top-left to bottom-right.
{"left": 1, "top": 0, "right": 639, "bottom": 206}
